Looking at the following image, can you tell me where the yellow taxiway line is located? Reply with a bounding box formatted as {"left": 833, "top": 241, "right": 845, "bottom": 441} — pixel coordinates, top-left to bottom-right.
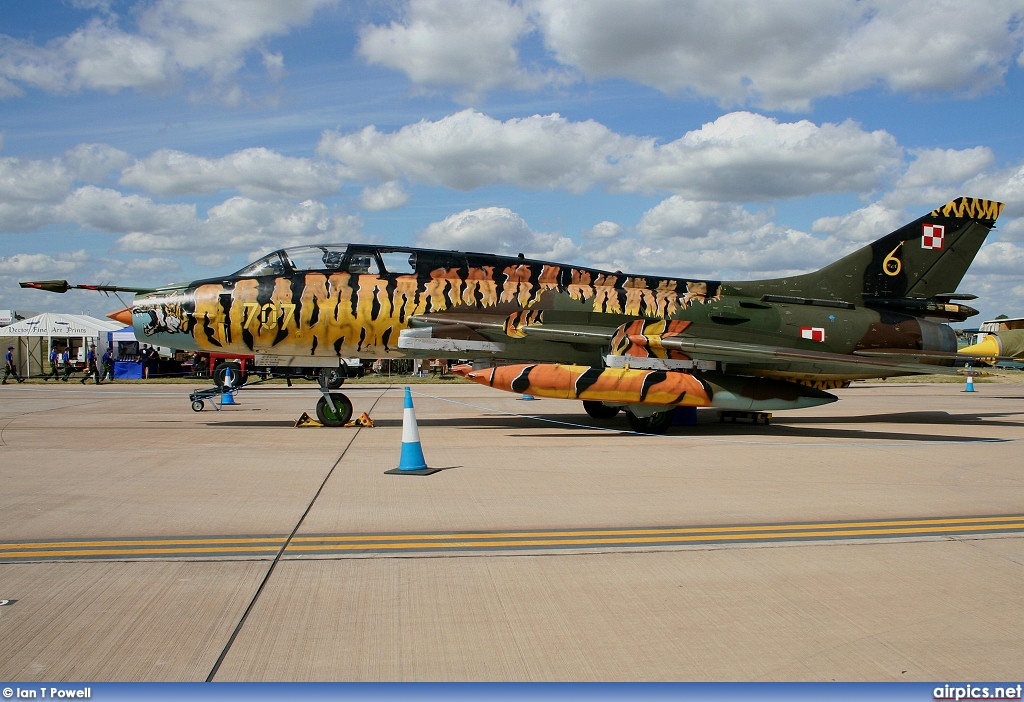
{"left": 2, "top": 515, "right": 1023, "bottom": 562}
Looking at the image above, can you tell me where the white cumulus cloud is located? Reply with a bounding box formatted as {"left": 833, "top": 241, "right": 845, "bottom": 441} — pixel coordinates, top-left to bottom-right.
{"left": 358, "top": 0, "right": 546, "bottom": 100}
{"left": 418, "top": 206, "right": 576, "bottom": 260}
{"left": 620, "top": 112, "right": 903, "bottom": 199}
{"left": 319, "top": 109, "right": 903, "bottom": 201}
{"left": 0, "top": 0, "right": 334, "bottom": 99}
{"left": 319, "top": 109, "right": 634, "bottom": 193}
{"left": 120, "top": 147, "right": 345, "bottom": 198}
{"left": 533, "top": 0, "right": 1024, "bottom": 110}
{"left": 359, "top": 181, "right": 410, "bottom": 211}
{"left": 116, "top": 196, "right": 362, "bottom": 260}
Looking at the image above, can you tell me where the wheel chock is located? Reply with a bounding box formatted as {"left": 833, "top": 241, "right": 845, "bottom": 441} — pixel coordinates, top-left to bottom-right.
{"left": 344, "top": 412, "right": 374, "bottom": 427}
{"left": 295, "top": 410, "right": 373, "bottom": 428}
{"left": 294, "top": 411, "right": 324, "bottom": 428}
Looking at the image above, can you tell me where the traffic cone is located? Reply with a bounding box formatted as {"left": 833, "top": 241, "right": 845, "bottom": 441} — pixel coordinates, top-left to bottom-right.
{"left": 964, "top": 374, "right": 975, "bottom": 393}
{"left": 386, "top": 387, "right": 441, "bottom": 475}
{"left": 518, "top": 393, "right": 538, "bottom": 400}
{"left": 221, "top": 366, "right": 237, "bottom": 405}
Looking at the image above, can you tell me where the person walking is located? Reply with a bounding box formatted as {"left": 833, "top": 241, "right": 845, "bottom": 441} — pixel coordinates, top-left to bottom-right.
{"left": 3, "top": 345, "right": 25, "bottom": 384}
{"left": 43, "top": 344, "right": 60, "bottom": 381}
{"left": 81, "top": 344, "right": 101, "bottom": 384}
{"left": 102, "top": 348, "right": 113, "bottom": 381}
{"left": 61, "top": 346, "right": 72, "bottom": 382}
{"left": 140, "top": 344, "right": 151, "bottom": 379}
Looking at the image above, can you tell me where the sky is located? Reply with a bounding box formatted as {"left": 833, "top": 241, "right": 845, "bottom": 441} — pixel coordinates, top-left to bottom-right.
{"left": 2, "top": 0, "right": 1024, "bottom": 327}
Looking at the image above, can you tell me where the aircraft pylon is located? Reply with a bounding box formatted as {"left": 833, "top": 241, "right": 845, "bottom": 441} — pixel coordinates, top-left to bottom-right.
{"left": 386, "top": 387, "right": 441, "bottom": 475}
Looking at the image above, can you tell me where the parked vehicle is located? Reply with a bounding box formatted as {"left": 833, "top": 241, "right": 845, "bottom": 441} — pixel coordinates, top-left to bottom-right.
{"left": 190, "top": 352, "right": 364, "bottom": 389}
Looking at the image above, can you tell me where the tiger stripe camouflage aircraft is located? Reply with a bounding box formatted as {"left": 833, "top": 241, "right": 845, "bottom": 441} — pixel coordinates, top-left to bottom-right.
{"left": 21, "top": 196, "right": 1004, "bottom": 433}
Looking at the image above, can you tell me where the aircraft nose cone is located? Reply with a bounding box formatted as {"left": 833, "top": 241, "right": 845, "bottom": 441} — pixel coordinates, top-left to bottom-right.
{"left": 107, "top": 306, "right": 133, "bottom": 326}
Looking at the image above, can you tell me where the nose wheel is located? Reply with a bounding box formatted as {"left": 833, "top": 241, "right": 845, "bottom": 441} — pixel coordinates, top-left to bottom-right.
{"left": 316, "top": 393, "right": 353, "bottom": 426}
{"left": 307, "top": 369, "right": 354, "bottom": 426}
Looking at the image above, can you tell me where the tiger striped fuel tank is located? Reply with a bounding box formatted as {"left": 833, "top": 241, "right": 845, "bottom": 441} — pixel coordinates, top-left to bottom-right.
{"left": 451, "top": 363, "right": 837, "bottom": 411}
{"left": 453, "top": 363, "right": 712, "bottom": 406}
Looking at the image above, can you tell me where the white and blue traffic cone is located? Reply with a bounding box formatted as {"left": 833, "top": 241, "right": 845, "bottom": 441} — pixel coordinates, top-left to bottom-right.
{"left": 964, "top": 373, "right": 976, "bottom": 393}
{"left": 386, "top": 387, "right": 441, "bottom": 475}
{"left": 221, "top": 366, "right": 237, "bottom": 405}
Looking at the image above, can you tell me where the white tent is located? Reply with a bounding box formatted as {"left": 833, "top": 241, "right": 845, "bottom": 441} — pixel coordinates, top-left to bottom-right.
{"left": 1, "top": 312, "right": 123, "bottom": 377}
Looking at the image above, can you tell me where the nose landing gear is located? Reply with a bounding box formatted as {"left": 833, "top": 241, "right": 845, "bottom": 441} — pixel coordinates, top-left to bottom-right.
{"left": 315, "top": 390, "right": 353, "bottom": 426}
{"left": 313, "top": 369, "right": 353, "bottom": 426}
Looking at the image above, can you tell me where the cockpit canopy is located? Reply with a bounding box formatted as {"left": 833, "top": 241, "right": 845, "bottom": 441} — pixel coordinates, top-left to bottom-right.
{"left": 232, "top": 245, "right": 420, "bottom": 278}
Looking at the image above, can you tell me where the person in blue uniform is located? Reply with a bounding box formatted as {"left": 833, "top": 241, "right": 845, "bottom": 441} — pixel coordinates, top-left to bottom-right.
{"left": 43, "top": 344, "right": 61, "bottom": 381}
{"left": 80, "top": 344, "right": 101, "bottom": 384}
{"left": 3, "top": 346, "right": 25, "bottom": 384}
{"left": 102, "top": 348, "right": 113, "bottom": 382}
{"left": 61, "top": 346, "right": 72, "bottom": 381}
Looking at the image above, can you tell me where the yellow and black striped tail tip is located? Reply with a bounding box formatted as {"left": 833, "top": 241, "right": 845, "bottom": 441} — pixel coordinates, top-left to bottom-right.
{"left": 930, "top": 197, "right": 1003, "bottom": 223}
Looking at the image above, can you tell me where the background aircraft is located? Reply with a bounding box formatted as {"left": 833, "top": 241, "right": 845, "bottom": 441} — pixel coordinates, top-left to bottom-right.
{"left": 22, "top": 196, "right": 1003, "bottom": 433}
{"left": 960, "top": 330, "right": 1024, "bottom": 362}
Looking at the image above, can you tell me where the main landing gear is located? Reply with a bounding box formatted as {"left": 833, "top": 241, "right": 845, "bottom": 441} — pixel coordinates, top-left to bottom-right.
{"left": 582, "top": 400, "right": 619, "bottom": 420}
{"left": 623, "top": 408, "right": 674, "bottom": 434}
{"left": 582, "top": 400, "right": 676, "bottom": 434}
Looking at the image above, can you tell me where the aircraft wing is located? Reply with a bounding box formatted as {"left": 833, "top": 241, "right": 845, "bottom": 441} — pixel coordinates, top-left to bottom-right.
{"left": 402, "top": 310, "right": 960, "bottom": 378}
{"left": 861, "top": 327, "right": 1024, "bottom": 365}
{"left": 855, "top": 349, "right": 988, "bottom": 364}
{"left": 661, "top": 338, "right": 961, "bottom": 377}
{"left": 401, "top": 310, "right": 616, "bottom": 354}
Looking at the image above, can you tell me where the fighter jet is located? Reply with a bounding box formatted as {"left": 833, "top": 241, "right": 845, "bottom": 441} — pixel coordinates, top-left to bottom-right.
{"left": 960, "top": 329, "right": 1024, "bottom": 360}
{"left": 21, "top": 196, "right": 1004, "bottom": 432}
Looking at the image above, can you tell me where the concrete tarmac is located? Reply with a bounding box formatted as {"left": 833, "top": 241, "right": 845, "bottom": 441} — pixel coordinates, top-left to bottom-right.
{"left": 1, "top": 379, "right": 1023, "bottom": 681}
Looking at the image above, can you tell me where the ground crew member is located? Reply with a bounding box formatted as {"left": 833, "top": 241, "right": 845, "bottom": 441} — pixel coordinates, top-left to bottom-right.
{"left": 61, "top": 347, "right": 72, "bottom": 382}
{"left": 81, "top": 344, "right": 101, "bottom": 384}
{"left": 3, "top": 345, "right": 25, "bottom": 384}
{"left": 44, "top": 345, "right": 60, "bottom": 381}
{"left": 140, "top": 344, "right": 152, "bottom": 378}
{"left": 102, "top": 348, "right": 113, "bottom": 381}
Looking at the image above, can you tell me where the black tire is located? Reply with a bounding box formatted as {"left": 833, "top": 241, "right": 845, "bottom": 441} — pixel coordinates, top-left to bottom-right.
{"left": 583, "top": 400, "right": 619, "bottom": 420}
{"left": 213, "top": 361, "right": 246, "bottom": 389}
{"left": 315, "top": 393, "right": 353, "bottom": 427}
{"left": 318, "top": 367, "right": 345, "bottom": 389}
{"left": 625, "top": 408, "right": 674, "bottom": 434}
{"left": 191, "top": 400, "right": 204, "bottom": 412}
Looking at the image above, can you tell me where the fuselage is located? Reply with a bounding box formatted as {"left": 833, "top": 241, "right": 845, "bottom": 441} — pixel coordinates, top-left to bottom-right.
{"left": 132, "top": 242, "right": 957, "bottom": 383}
{"left": 17, "top": 196, "right": 1001, "bottom": 426}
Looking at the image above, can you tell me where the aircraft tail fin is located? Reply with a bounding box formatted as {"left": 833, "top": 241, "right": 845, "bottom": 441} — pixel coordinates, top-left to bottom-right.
{"left": 739, "top": 197, "right": 1004, "bottom": 319}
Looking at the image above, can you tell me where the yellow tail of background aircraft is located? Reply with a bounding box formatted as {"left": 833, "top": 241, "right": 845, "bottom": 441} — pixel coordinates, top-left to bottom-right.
{"left": 21, "top": 197, "right": 1005, "bottom": 433}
